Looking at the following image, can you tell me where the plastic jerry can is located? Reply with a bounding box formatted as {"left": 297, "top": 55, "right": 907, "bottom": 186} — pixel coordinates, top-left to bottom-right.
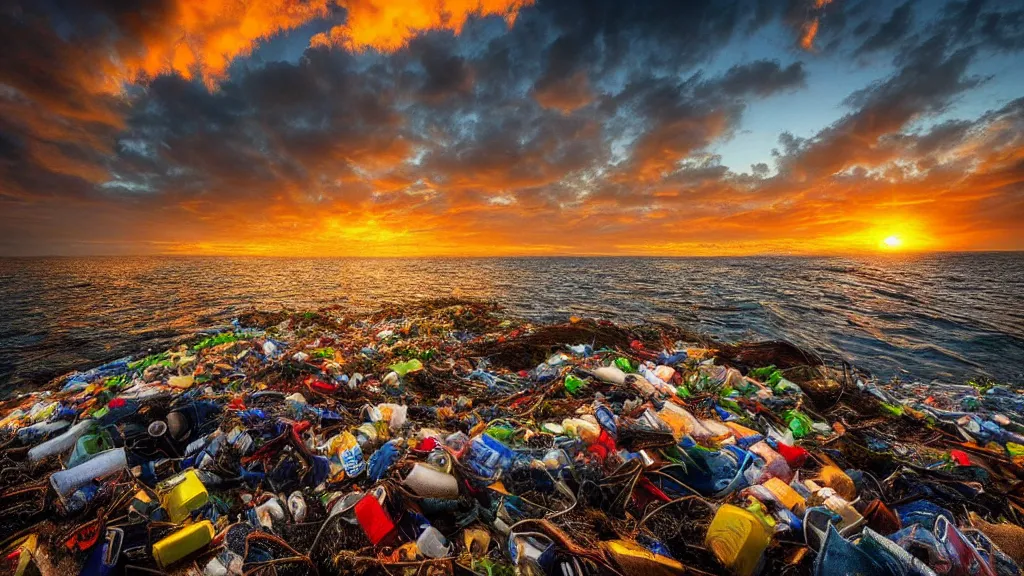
{"left": 158, "top": 469, "right": 209, "bottom": 523}
{"left": 705, "top": 504, "right": 772, "bottom": 576}
{"left": 152, "top": 520, "right": 214, "bottom": 568}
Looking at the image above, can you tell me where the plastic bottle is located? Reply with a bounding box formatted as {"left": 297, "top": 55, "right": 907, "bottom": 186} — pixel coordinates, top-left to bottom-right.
{"left": 564, "top": 374, "right": 586, "bottom": 395}
{"left": 28, "top": 419, "right": 93, "bottom": 462}
{"left": 51, "top": 447, "right": 127, "bottom": 500}
{"left": 334, "top": 432, "right": 366, "bottom": 477}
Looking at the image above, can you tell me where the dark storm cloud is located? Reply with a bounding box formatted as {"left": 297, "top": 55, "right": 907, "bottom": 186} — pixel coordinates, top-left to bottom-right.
{"left": 415, "top": 37, "right": 475, "bottom": 102}
{"left": 780, "top": 33, "right": 981, "bottom": 177}
{"left": 703, "top": 60, "right": 807, "bottom": 98}
{"left": 978, "top": 8, "right": 1024, "bottom": 51}
{"left": 855, "top": 2, "right": 914, "bottom": 55}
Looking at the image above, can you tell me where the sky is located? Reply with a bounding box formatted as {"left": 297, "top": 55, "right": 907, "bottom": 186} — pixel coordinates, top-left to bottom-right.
{"left": 0, "top": 0, "right": 1022, "bottom": 256}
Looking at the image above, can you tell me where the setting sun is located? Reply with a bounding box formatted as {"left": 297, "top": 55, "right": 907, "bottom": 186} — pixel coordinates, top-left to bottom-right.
{"left": 882, "top": 235, "right": 903, "bottom": 249}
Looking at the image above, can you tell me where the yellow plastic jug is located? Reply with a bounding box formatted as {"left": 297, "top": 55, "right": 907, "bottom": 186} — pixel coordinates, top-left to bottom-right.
{"left": 158, "top": 469, "right": 209, "bottom": 523}
{"left": 152, "top": 520, "right": 214, "bottom": 568}
{"left": 705, "top": 504, "right": 772, "bottom": 576}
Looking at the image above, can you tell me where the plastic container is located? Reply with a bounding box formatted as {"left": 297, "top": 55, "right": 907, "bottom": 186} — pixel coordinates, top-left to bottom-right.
{"left": 158, "top": 469, "right": 209, "bottom": 524}
{"left": 354, "top": 493, "right": 395, "bottom": 545}
{"left": 403, "top": 463, "right": 459, "bottom": 498}
{"left": 705, "top": 504, "right": 772, "bottom": 576}
{"left": 591, "top": 366, "right": 626, "bottom": 385}
{"left": 152, "top": 520, "right": 214, "bottom": 568}
{"left": 28, "top": 419, "right": 93, "bottom": 463}
{"left": 51, "top": 447, "right": 127, "bottom": 500}
{"left": 416, "top": 525, "right": 451, "bottom": 558}
{"left": 818, "top": 466, "right": 856, "bottom": 501}
{"left": 762, "top": 477, "right": 805, "bottom": 513}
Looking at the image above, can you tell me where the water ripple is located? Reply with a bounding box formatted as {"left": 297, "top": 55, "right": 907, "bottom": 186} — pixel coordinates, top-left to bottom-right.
{"left": 0, "top": 253, "right": 1022, "bottom": 390}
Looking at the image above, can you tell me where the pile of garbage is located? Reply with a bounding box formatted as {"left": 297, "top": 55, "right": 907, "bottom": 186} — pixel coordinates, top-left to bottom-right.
{"left": 1, "top": 298, "right": 1023, "bottom": 576}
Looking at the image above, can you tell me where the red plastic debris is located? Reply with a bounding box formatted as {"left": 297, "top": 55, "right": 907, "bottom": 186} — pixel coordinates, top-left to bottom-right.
{"left": 416, "top": 437, "right": 439, "bottom": 452}
{"left": 950, "top": 449, "right": 971, "bottom": 466}
{"left": 306, "top": 378, "right": 337, "bottom": 394}
{"left": 776, "top": 442, "right": 809, "bottom": 468}
{"left": 354, "top": 495, "right": 395, "bottom": 545}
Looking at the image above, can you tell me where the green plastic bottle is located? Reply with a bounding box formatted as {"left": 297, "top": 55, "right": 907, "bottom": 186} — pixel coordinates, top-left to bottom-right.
{"left": 564, "top": 374, "right": 586, "bottom": 395}
{"left": 614, "top": 357, "right": 634, "bottom": 373}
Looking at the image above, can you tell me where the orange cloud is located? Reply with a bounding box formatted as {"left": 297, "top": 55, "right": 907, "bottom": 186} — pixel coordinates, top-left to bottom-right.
{"left": 798, "top": 0, "right": 833, "bottom": 51}
{"left": 800, "top": 19, "right": 820, "bottom": 51}
{"left": 311, "top": 0, "right": 535, "bottom": 52}
{"left": 103, "top": 0, "right": 534, "bottom": 89}
{"left": 117, "top": 0, "right": 332, "bottom": 89}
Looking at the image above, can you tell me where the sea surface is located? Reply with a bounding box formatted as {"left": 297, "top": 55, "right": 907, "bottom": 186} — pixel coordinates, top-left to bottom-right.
{"left": 1, "top": 254, "right": 1022, "bottom": 392}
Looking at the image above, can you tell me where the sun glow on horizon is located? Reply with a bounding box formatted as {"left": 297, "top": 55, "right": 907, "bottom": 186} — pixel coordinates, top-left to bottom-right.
{"left": 882, "top": 235, "right": 903, "bottom": 249}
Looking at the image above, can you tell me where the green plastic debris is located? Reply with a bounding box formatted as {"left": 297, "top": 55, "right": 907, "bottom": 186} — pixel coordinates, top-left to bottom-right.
{"left": 614, "top": 357, "right": 634, "bottom": 373}
{"left": 564, "top": 374, "right": 586, "bottom": 395}
{"left": 1007, "top": 442, "right": 1024, "bottom": 458}
{"left": 783, "top": 410, "right": 814, "bottom": 438}
{"left": 772, "top": 377, "right": 802, "bottom": 395}
{"left": 485, "top": 426, "right": 514, "bottom": 442}
{"left": 878, "top": 402, "right": 904, "bottom": 417}
{"left": 128, "top": 352, "right": 169, "bottom": 371}
{"left": 312, "top": 347, "right": 335, "bottom": 359}
{"left": 389, "top": 358, "right": 423, "bottom": 376}
{"left": 749, "top": 365, "right": 782, "bottom": 386}
{"left": 192, "top": 332, "right": 241, "bottom": 351}
{"left": 961, "top": 396, "right": 981, "bottom": 410}
{"left": 676, "top": 385, "right": 692, "bottom": 398}
{"left": 472, "top": 558, "right": 515, "bottom": 576}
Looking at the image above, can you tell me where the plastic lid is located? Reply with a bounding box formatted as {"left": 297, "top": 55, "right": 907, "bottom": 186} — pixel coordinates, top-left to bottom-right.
{"left": 148, "top": 420, "right": 168, "bottom": 437}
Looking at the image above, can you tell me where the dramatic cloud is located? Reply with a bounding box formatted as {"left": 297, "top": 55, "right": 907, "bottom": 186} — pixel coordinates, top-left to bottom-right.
{"left": 311, "top": 0, "right": 534, "bottom": 52}
{"left": 1, "top": 0, "right": 1022, "bottom": 256}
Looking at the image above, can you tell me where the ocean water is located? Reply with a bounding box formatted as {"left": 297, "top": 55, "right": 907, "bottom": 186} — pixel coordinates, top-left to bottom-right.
{"left": 0, "top": 253, "right": 1022, "bottom": 391}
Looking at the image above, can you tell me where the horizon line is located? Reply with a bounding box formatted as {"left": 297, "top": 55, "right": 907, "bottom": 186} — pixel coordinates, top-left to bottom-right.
{"left": 2, "top": 249, "right": 1023, "bottom": 259}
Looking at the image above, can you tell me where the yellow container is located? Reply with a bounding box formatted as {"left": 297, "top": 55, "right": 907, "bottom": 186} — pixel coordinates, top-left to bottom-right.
{"left": 152, "top": 520, "right": 214, "bottom": 569}
{"left": 818, "top": 465, "right": 856, "bottom": 501}
{"left": 763, "top": 477, "right": 805, "bottom": 514}
{"left": 705, "top": 504, "right": 772, "bottom": 576}
{"left": 602, "top": 539, "right": 685, "bottom": 576}
{"left": 159, "top": 469, "right": 208, "bottom": 523}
